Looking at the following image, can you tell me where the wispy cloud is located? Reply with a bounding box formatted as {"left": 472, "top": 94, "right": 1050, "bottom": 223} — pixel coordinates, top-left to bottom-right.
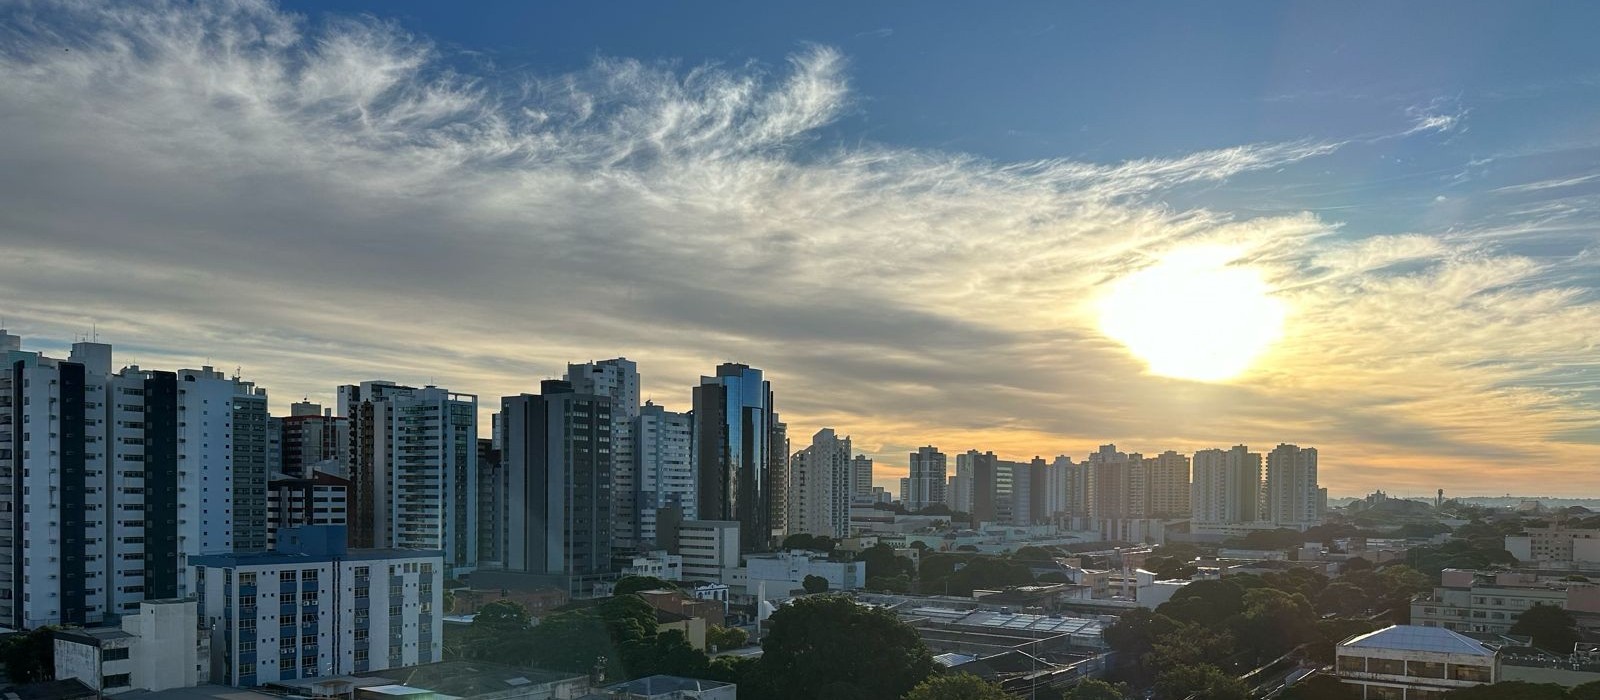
{"left": 1493, "top": 173, "right": 1600, "bottom": 194}
{"left": 853, "top": 27, "right": 893, "bottom": 39}
{"left": 0, "top": 1, "right": 1596, "bottom": 494}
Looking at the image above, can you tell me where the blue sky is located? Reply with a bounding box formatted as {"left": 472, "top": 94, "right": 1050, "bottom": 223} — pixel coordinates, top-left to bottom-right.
{"left": 277, "top": 1, "right": 1600, "bottom": 245}
{"left": 3, "top": 1, "right": 1599, "bottom": 494}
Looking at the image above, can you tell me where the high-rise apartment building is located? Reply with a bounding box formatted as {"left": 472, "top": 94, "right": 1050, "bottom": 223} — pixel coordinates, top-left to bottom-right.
{"left": 266, "top": 468, "right": 350, "bottom": 547}
{"left": 692, "top": 364, "right": 780, "bottom": 552}
{"left": 1088, "top": 444, "right": 1133, "bottom": 519}
{"left": 769, "top": 418, "right": 789, "bottom": 542}
{"left": 1265, "top": 443, "right": 1320, "bottom": 527}
{"left": 1, "top": 334, "right": 271, "bottom": 629}
{"left": 565, "top": 359, "right": 640, "bottom": 554}
{"left": 1191, "top": 445, "right": 1262, "bottom": 524}
{"left": 787, "top": 428, "right": 853, "bottom": 539}
{"left": 337, "top": 382, "right": 477, "bottom": 574}
{"left": 997, "top": 459, "right": 1027, "bottom": 524}
{"left": 965, "top": 450, "right": 999, "bottom": 524}
{"left": 498, "top": 380, "right": 613, "bottom": 581}
{"left": 946, "top": 453, "right": 974, "bottom": 514}
{"left": 1026, "top": 457, "right": 1049, "bottom": 525}
{"left": 475, "top": 437, "right": 504, "bottom": 568}
{"left": 1132, "top": 450, "right": 1191, "bottom": 518}
{"left": 851, "top": 454, "right": 873, "bottom": 501}
{"left": 635, "top": 401, "right": 694, "bottom": 549}
{"left": 337, "top": 381, "right": 415, "bottom": 549}
{"left": 278, "top": 401, "right": 348, "bottom": 478}
{"left": 905, "top": 446, "right": 947, "bottom": 512}
{"left": 174, "top": 366, "right": 272, "bottom": 554}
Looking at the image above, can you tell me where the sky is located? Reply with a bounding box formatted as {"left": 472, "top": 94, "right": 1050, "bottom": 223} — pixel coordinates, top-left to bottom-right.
{"left": 2, "top": 1, "right": 1599, "bottom": 496}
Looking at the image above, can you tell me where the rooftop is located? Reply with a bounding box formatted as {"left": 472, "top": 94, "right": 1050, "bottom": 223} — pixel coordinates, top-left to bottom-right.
{"left": 354, "top": 661, "right": 585, "bottom": 697}
{"left": 604, "top": 675, "right": 732, "bottom": 694}
{"left": 189, "top": 547, "right": 442, "bottom": 568}
{"left": 1340, "top": 625, "right": 1497, "bottom": 657}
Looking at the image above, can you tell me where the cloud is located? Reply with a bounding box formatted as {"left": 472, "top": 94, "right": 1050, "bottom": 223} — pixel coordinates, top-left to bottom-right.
{"left": 1404, "top": 98, "right": 1467, "bottom": 135}
{"left": 1, "top": 1, "right": 1597, "bottom": 494}
{"left": 853, "top": 28, "right": 894, "bottom": 39}
{"left": 1493, "top": 173, "right": 1600, "bottom": 194}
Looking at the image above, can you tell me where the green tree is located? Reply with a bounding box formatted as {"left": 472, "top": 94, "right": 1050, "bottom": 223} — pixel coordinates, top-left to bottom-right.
{"left": 614, "top": 575, "right": 679, "bottom": 596}
{"left": 802, "top": 574, "right": 830, "bottom": 594}
{"left": 619, "top": 628, "right": 709, "bottom": 679}
{"left": 525, "top": 594, "right": 666, "bottom": 678}
{"left": 705, "top": 625, "right": 748, "bottom": 652}
{"left": 1163, "top": 579, "right": 1246, "bottom": 626}
{"left": 466, "top": 600, "right": 536, "bottom": 664}
{"left": 1103, "top": 608, "right": 1179, "bottom": 676}
{"left": 1317, "top": 581, "right": 1368, "bottom": 616}
{"left": 1509, "top": 604, "right": 1581, "bottom": 653}
{"left": 1149, "top": 622, "right": 1236, "bottom": 669}
{"left": 1231, "top": 588, "right": 1320, "bottom": 663}
{"left": 903, "top": 673, "right": 1010, "bottom": 700}
{"left": 0, "top": 627, "right": 57, "bottom": 683}
{"left": 1153, "top": 664, "right": 1248, "bottom": 700}
{"left": 856, "top": 543, "right": 915, "bottom": 580}
{"left": 1065, "top": 678, "right": 1127, "bottom": 700}
{"left": 745, "top": 595, "right": 936, "bottom": 700}
{"left": 1013, "top": 546, "right": 1058, "bottom": 561}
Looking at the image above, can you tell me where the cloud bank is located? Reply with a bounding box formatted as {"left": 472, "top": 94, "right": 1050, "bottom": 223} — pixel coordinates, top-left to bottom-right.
{"left": 1, "top": 0, "right": 1596, "bottom": 494}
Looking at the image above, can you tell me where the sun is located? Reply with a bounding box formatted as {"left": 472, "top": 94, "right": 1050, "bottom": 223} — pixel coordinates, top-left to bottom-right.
{"left": 1096, "top": 246, "right": 1287, "bottom": 382}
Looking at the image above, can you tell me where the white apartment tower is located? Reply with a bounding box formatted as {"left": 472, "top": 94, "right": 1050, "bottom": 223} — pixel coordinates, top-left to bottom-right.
{"left": 338, "top": 382, "right": 478, "bottom": 575}
{"left": 1190, "top": 445, "right": 1262, "bottom": 524}
{"left": 1265, "top": 443, "right": 1320, "bottom": 527}
{"left": 786, "top": 429, "right": 853, "bottom": 539}
{"left": 635, "top": 401, "right": 694, "bottom": 550}
{"left": 2, "top": 333, "right": 269, "bottom": 629}
{"left": 565, "top": 359, "right": 640, "bottom": 554}
{"left": 905, "top": 446, "right": 947, "bottom": 512}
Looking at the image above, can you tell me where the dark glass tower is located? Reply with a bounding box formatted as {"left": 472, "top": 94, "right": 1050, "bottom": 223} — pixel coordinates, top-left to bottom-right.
{"left": 693, "top": 364, "right": 778, "bottom": 552}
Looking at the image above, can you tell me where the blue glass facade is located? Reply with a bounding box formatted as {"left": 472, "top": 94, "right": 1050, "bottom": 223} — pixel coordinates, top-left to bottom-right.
{"left": 693, "top": 364, "right": 777, "bottom": 552}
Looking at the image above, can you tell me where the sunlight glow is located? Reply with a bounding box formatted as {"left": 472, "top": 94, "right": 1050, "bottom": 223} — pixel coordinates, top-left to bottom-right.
{"left": 1097, "top": 247, "right": 1287, "bottom": 382}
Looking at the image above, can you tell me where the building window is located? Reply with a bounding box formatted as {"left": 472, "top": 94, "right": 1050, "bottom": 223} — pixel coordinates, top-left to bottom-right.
{"left": 102, "top": 674, "right": 131, "bottom": 689}
{"left": 302, "top": 570, "right": 318, "bottom": 581}
{"left": 281, "top": 571, "right": 296, "bottom": 583}
{"left": 1453, "top": 665, "right": 1492, "bottom": 682}
{"left": 1407, "top": 660, "right": 1446, "bottom": 678}
{"left": 1367, "top": 658, "right": 1404, "bottom": 675}
{"left": 102, "top": 647, "right": 130, "bottom": 661}
{"left": 239, "top": 573, "right": 256, "bottom": 587}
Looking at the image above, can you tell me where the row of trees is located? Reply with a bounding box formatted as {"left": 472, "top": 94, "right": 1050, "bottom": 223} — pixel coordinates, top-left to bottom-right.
{"left": 463, "top": 595, "right": 743, "bottom": 682}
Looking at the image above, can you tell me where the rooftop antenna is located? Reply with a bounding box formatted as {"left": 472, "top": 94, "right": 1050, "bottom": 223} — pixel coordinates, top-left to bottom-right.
{"left": 91, "top": 323, "right": 97, "bottom": 343}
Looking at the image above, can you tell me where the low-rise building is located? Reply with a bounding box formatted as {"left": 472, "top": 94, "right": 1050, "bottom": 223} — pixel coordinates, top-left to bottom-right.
{"left": 53, "top": 599, "right": 207, "bottom": 694}
{"left": 742, "top": 551, "right": 864, "bottom": 596}
{"left": 1335, "top": 625, "right": 1498, "bottom": 699}
{"left": 1410, "top": 569, "right": 1600, "bottom": 635}
{"left": 189, "top": 525, "right": 444, "bottom": 687}
{"left": 1506, "top": 527, "right": 1600, "bottom": 569}
{"left": 622, "top": 552, "right": 685, "bottom": 581}
{"left": 676, "top": 521, "right": 740, "bottom": 583}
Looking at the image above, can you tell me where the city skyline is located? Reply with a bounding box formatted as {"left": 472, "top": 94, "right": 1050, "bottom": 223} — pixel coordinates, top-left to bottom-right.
{"left": 4, "top": 2, "right": 1600, "bottom": 496}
